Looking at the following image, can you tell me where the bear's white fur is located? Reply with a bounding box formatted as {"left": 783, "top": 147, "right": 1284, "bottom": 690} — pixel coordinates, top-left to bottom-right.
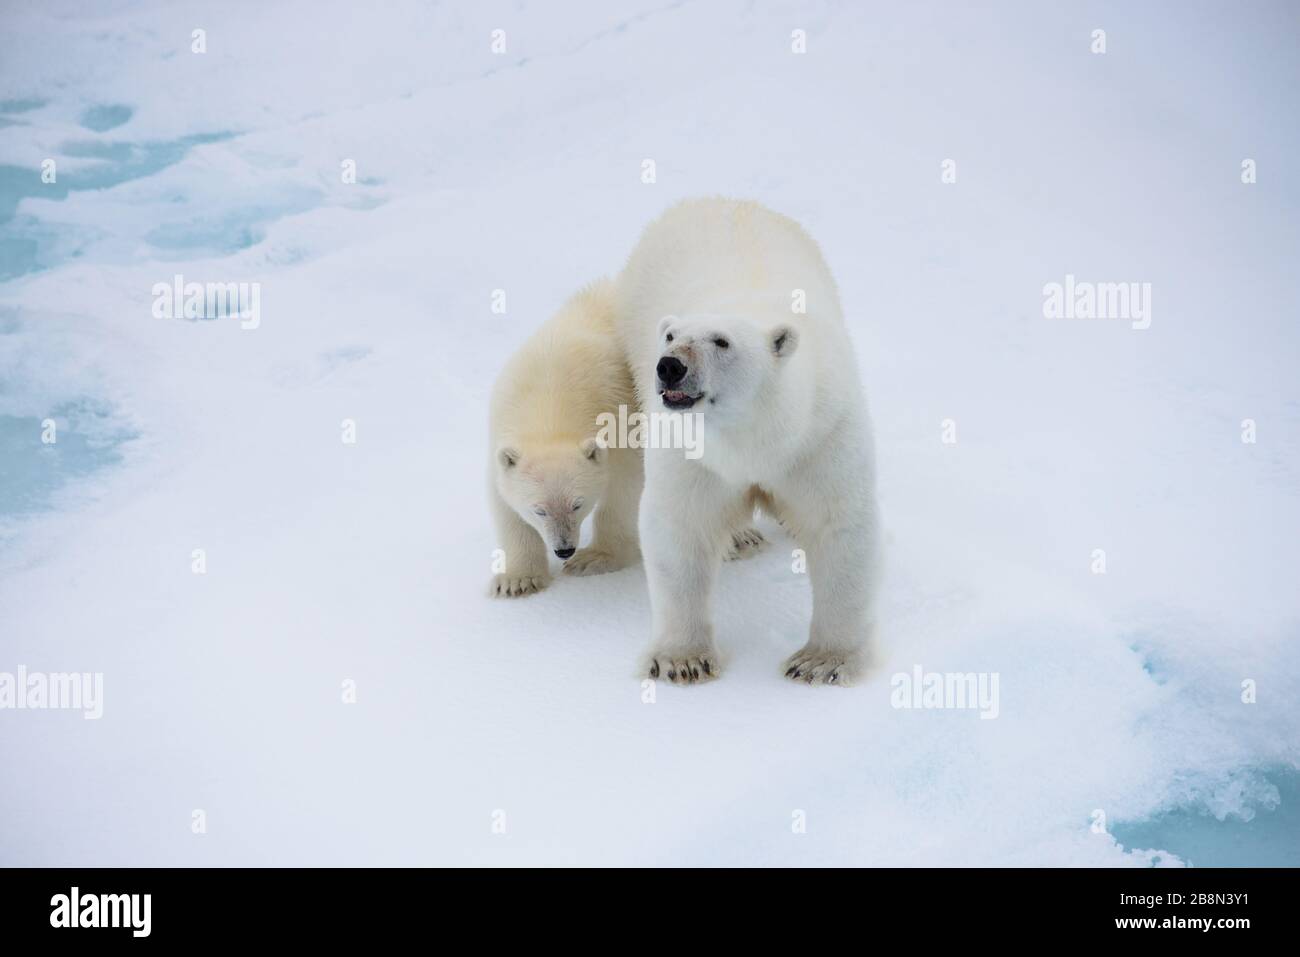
{"left": 488, "top": 280, "right": 642, "bottom": 597}
{"left": 616, "top": 198, "right": 881, "bottom": 684}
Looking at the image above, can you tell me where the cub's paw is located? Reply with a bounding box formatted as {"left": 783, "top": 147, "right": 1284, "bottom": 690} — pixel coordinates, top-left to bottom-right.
{"left": 782, "top": 647, "right": 862, "bottom": 686}
{"left": 724, "top": 527, "right": 766, "bottom": 561}
{"left": 645, "top": 650, "right": 720, "bottom": 686}
{"left": 563, "top": 548, "right": 630, "bottom": 577}
{"left": 488, "top": 572, "right": 549, "bottom": 598}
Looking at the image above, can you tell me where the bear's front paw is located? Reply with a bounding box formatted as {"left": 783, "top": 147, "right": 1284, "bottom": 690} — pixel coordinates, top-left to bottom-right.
{"left": 724, "top": 527, "right": 767, "bottom": 561}
{"left": 563, "top": 548, "right": 630, "bottom": 577}
{"left": 488, "top": 572, "right": 550, "bottom": 598}
{"left": 645, "top": 649, "right": 720, "bottom": 685}
{"left": 783, "top": 647, "right": 862, "bottom": 686}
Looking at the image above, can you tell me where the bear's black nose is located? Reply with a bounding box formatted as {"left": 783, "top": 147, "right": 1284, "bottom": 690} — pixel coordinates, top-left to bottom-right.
{"left": 657, "top": 355, "right": 687, "bottom": 387}
{"left": 554, "top": 547, "right": 576, "bottom": 559}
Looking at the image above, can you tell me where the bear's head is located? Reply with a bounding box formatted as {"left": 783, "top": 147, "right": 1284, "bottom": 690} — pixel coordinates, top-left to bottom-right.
{"left": 495, "top": 437, "right": 607, "bottom": 558}
{"left": 652, "top": 314, "right": 799, "bottom": 419}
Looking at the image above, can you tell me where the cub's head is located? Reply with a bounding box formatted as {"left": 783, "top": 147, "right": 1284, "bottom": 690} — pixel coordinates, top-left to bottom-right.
{"left": 495, "top": 438, "right": 607, "bottom": 559}
{"left": 653, "top": 314, "right": 799, "bottom": 417}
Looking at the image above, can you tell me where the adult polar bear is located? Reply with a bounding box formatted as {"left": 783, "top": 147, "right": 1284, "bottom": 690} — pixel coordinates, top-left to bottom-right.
{"left": 616, "top": 198, "right": 880, "bottom": 686}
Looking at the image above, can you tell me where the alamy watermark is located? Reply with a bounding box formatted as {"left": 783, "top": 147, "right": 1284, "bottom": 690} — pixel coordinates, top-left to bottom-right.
{"left": 50, "top": 887, "right": 150, "bottom": 937}
{"left": 1042, "top": 274, "right": 1151, "bottom": 330}
{"left": 890, "top": 665, "right": 999, "bottom": 719}
{"left": 595, "top": 404, "right": 703, "bottom": 459}
{"left": 152, "top": 273, "right": 260, "bottom": 329}
{"left": 0, "top": 666, "right": 103, "bottom": 719}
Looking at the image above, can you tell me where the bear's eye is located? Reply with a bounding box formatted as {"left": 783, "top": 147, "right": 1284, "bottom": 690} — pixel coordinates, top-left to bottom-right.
{"left": 713, "top": 337, "right": 729, "bottom": 349}
{"left": 572, "top": 498, "right": 583, "bottom": 511}
{"left": 665, "top": 333, "right": 673, "bottom": 343}
{"left": 533, "top": 506, "right": 547, "bottom": 517}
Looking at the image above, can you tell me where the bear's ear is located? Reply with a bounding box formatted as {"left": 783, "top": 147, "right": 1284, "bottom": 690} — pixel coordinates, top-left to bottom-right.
{"left": 497, "top": 446, "right": 521, "bottom": 469}
{"left": 656, "top": 314, "right": 677, "bottom": 341}
{"left": 770, "top": 325, "right": 799, "bottom": 358}
{"left": 579, "top": 437, "right": 606, "bottom": 464}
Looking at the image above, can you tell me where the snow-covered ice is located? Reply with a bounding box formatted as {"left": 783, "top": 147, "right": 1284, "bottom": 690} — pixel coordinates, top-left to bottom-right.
{"left": 0, "top": 0, "right": 1297, "bottom": 865}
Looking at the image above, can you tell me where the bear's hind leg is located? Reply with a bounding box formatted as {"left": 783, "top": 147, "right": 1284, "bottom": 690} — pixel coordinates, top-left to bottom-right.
{"left": 723, "top": 526, "right": 766, "bottom": 561}
{"left": 723, "top": 485, "right": 772, "bottom": 560}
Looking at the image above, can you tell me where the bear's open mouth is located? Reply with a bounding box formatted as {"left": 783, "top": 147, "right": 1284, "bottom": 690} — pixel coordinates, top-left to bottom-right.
{"left": 660, "top": 389, "right": 702, "bottom": 410}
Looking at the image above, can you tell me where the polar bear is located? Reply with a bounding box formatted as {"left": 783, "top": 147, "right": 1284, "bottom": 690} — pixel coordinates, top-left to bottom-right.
{"left": 488, "top": 280, "right": 643, "bottom": 597}
{"left": 616, "top": 198, "right": 881, "bottom": 685}
{"left": 488, "top": 280, "right": 769, "bottom": 598}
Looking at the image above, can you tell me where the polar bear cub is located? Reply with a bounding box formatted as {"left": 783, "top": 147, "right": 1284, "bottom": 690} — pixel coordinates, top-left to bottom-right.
{"left": 488, "top": 280, "right": 642, "bottom": 597}
{"left": 616, "top": 198, "right": 881, "bottom": 685}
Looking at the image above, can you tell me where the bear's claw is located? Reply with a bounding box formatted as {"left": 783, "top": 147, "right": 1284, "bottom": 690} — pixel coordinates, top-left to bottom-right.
{"left": 648, "top": 652, "right": 719, "bottom": 685}
{"left": 488, "top": 573, "right": 549, "bottom": 598}
{"left": 782, "top": 648, "right": 857, "bottom": 686}
{"left": 724, "top": 527, "right": 766, "bottom": 561}
{"left": 563, "top": 548, "right": 630, "bottom": 577}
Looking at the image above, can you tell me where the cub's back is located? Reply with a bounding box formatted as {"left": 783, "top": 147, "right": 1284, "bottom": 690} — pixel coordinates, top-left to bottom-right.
{"left": 491, "top": 280, "right": 634, "bottom": 444}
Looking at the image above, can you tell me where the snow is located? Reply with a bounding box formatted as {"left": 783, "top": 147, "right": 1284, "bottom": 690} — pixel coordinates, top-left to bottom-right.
{"left": 1, "top": 0, "right": 1297, "bottom": 865}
